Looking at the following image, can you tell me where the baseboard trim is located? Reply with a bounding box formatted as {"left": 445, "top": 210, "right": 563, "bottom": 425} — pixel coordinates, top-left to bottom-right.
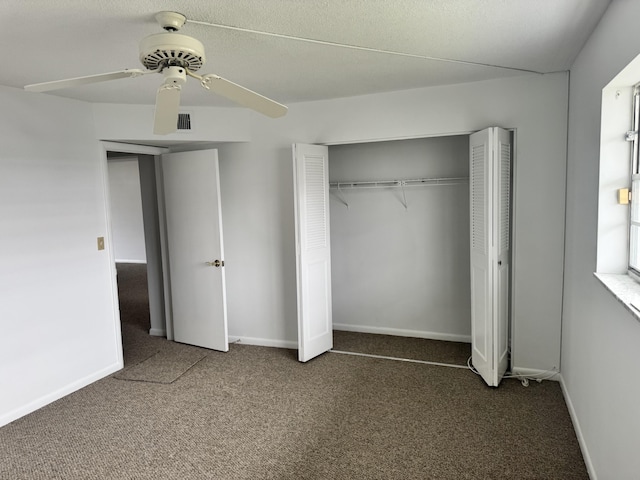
{"left": 115, "top": 259, "right": 147, "bottom": 264}
{"left": 510, "top": 366, "right": 561, "bottom": 382}
{"left": 149, "top": 328, "right": 166, "bottom": 337}
{"left": 559, "top": 374, "right": 597, "bottom": 480}
{"left": 232, "top": 336, "right": 297, "bottom": 349}
{"left": 333, "top": 323, "right": 471, "bottom": 343}
{"left": 0, "top": 361, "right": 122, "bottom": 428}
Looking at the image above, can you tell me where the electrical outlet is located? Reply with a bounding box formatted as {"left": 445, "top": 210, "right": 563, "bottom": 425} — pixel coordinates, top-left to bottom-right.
{"left": 97, "top": 237, "right": 105, "bottom": 251}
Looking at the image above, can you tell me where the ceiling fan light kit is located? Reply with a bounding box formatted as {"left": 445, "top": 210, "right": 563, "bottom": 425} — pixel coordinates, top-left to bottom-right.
{"left": 23, "top": 11, "right": 288, "bottom": 135}
{"left": 161, "top": 66, "right": 187, "bottom": 85}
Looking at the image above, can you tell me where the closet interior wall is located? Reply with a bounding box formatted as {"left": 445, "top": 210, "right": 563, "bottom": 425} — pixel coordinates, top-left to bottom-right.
{"left": 329, "top": 135, "right": 471, "bottom": 342}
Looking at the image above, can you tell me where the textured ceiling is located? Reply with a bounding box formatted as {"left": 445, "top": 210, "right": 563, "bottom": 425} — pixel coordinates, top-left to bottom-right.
{"left": 0, "top": 0, "right": 611, "bottom": 108}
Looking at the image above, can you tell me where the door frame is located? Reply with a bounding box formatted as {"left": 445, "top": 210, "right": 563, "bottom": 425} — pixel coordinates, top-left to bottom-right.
{"left": 101, "top": 142, "right": 232, "bottom": 345}
{"left": 317, "top": 129, "right": 518, "bottom": 366}
{"left": 99, "top": 141, "right": 171, "bottom": 349}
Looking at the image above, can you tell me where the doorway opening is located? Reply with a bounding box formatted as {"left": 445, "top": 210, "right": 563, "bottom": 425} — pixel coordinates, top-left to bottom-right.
{"left": 105, "top": 150, "right": 162, "bottom": 366}
{"left": 102, "top": 142, "right": 233, "bottom": 370}
{"left": 327, "top": 135, "right": 473, "bottom": 366}
{"left": 101, "top": 142, "right": 171, "bottom": 370}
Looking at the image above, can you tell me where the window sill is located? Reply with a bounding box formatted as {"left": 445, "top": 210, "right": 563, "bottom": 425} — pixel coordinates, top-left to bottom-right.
{"left": 594, "top": 273, "right": 640, "bottom": 322}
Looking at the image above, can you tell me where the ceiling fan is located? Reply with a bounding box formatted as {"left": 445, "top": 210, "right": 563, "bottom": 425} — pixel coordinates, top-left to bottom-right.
{"left": 24, "top": 11, "right": 288, "bottom": 135}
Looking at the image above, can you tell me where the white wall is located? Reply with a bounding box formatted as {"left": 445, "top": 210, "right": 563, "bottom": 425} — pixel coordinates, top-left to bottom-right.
{"left": 562, "top": 1, "right": 640, "bottom": 478}
{"left": 0, "top": 86, "right": 121, "bottom": 427}
{"left": 137, "top": 155, "right": 166, "bottom": 337}
{"left": 329, "top": 136, "right": 471, "bottom": 341}
{"left": 107, "top": 156, "right": 146, "bottom": 263}
{"left": 93, "top": 71, "right": 569, "bottom": 373}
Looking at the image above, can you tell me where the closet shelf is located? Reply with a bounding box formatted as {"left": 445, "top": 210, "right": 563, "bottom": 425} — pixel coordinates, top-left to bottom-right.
{"left": 329, "top": 176, "right": 468, "bottom": 210}
{"left": 329, "top": 176, "right": 468, "bottom": 190}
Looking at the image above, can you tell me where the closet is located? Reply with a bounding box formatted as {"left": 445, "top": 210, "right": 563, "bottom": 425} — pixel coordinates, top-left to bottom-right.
{"left": 328, "top": 136, "right": 471, "bottom": 342}
{"left": 293, "top": 127, "right": 512, "bottom": 386}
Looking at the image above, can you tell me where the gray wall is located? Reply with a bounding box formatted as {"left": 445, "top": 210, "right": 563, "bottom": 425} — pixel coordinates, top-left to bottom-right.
{"left": 107, "top": 156, "right": 146, "bottom": 263}
{"left": 0, "top": 86, "right": 121, "bottom": 426}
{"left": 329, "top": 136, "right": 471, "bottom": 341}
{"left": 562, "top": 0, "right": 640, "bottom": 477}
{"left": 138, "top": 154, "right": 166, "bottom": 337}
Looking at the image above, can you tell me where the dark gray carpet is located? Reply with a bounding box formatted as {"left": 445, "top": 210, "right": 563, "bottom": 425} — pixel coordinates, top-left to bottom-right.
{"left": 0, "top": 263, "right": 588, "bottom": 479}
{"left": 114, "top": 263, "right": 208, "bottom": 384}
{"left": 114, "top": 347, "right": 208, "bottom": 384}
{"left": 333, "top": 330, "right": 471, "bottom": 365}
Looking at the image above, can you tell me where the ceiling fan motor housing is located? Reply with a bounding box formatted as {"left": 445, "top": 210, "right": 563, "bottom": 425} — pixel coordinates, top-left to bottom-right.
{"left": 139, "top": 32, "right": 206, "bottom": 72}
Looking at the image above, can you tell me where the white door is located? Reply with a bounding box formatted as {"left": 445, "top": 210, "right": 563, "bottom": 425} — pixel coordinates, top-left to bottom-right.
{"left": 160, "top": 149, "right": 228, "bottom": 351}
{"left": 293, "top": 143, "right": 333, "bottom": 362}
{"left": 469, "top": 127, "right": 511, "bottom": 387}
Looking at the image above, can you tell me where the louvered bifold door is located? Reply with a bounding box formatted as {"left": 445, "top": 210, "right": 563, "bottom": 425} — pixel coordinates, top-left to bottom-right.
{"left": 469, "top": 127, "right": 511, "bottom": 387}
{"left": 293, "top": 144, "right": 333, "bottom": 362}
{"left": 493, "top": 128, "right": 511, "bottom": 385}
{"left": 470, "top": 129, "right": 493, "bottom": 385}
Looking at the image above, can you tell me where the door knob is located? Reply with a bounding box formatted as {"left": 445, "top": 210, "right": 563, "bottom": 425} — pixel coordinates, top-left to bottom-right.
{"left": 206, "top": 260, "right": 224, "bottom": 267}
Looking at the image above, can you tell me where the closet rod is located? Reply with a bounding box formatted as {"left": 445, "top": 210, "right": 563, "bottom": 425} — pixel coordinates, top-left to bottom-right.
{"left": 329, "top": 176, "right": 468, "bottom": 190}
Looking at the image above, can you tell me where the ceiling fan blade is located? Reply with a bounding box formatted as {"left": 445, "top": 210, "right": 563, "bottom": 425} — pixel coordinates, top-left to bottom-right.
{"left": 200, "top": 74, "right": 287, "bottom": 118}
{"left": 153, "top": 84, "right": 182, "bottom": 135}
{"left": 24, "top": 69, "right": 149, "bottom": 93}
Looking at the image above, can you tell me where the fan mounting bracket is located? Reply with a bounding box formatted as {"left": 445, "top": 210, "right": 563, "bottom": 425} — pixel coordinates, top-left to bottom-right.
{"left": 155, "top": 11, "right": 186, "bottom": 32}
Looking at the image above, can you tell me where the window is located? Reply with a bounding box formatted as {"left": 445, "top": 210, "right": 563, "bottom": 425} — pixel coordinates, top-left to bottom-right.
{"left": 594, "top": 56, "right": 640, "bottom": 320}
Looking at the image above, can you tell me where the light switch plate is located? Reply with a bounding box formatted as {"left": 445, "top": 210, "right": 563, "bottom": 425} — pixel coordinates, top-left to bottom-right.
{"left": 97, "top": 237, "right": 105, "bottom": 251}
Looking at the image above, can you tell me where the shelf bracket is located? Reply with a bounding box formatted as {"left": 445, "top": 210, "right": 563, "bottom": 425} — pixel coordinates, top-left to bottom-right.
{"left": 400, "top": 181, "right": 408, "bottom": 210}
{"left": 332, "top": 185, "right": 350, "bottom": 209}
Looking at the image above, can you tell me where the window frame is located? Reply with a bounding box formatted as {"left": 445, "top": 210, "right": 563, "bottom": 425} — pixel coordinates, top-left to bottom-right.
{"left": 628, "top": 85, "right": 640, "bottom": 278}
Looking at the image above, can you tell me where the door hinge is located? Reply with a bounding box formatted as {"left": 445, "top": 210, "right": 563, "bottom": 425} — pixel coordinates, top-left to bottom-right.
{"left": 625, "top": 130, "right": 638, "bottom": 142}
